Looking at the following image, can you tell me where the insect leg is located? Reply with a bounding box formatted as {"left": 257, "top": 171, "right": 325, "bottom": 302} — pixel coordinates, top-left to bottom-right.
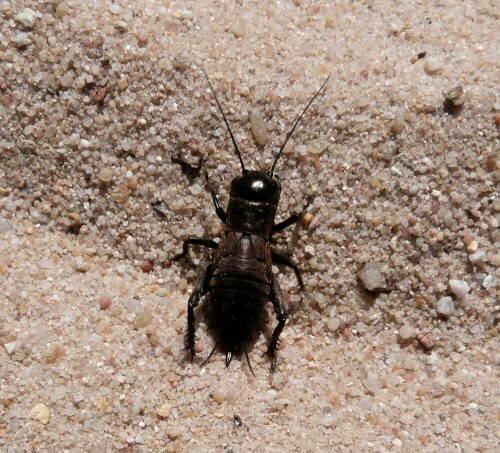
{"left": 271, "top": 200, "right": 310, "bottom": 233}
{"left": 187, "top": 263, "right": 213, "bottom": 361}
{"left": 205, "top": 173, "right": 227, "bottom": 223}
{"left": 271, "top": 251, "right": 304, "bottom": 289}
{"left": 171, "top": 237, "right": 219, "bottom": 261}
{"left": 266, "top": 274, "right": 288, "bottom": 372}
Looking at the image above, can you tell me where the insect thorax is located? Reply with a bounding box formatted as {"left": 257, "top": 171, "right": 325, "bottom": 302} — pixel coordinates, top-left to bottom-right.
{"left": 226, "top": 198, "right": 278, "bottom": 237}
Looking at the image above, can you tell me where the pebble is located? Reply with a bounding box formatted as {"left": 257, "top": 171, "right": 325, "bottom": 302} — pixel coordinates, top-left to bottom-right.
{"left": 29, "top": 403, "right": 51, "bottom": 424}
{"left": 466, "top": 240, "right": 478, "bottom": 253}
{"left": 133, "top": 312, "right": 153, "bottom": 329}
{"left": 449, "top": 279, "right": 470, "bottom": 299}
{"left": 436, "top": 296, "right": 454, "bottom": 317}
{"left": 424, "top": 57, "right": 444, "bottom": 74}
{"left": 4, "top": 341, "right": 16, "bottom": 354}
{"left": 358, "top": 262, "right": 385, "bottom": 291}
{"left": 399, "top": 324, "right": 416, "bottom": 340}
{"left": 60, "top": 73, "right": 74, "bottom": 88}
{"left": 12, "top": 32, "right": 32, "bottom": 48}
{"left": 468, "top": 250, "right": 486, "bottom": 264}
{"left": 417, "top": 332, "right": 435, "bottom": 350}
{"left": 327, "top": 317, "right": 340, "bottom": 332}
{"left": 99, "top": 297, "right": 112, "bottom": 310}
{"left": 137, "top": 29, "right": 148, "bottom": 43}
{"left": 307, "top": 138, "right": 328, "bottom": 155}
{"left": 230, "top": 20, "right": 247, "bottom": 38}
{"left": 0, "top": 219, "right": 13, "bottom": 234}
{"left": 391, "top": 116, "right": 405, "bottom": 134}
{"left": 156, "top": 402, "right": 171, "bottom": 419}
{"left": 97, "top": 168, "right": 114, "bottom": 182}
{"left": 362, "top": 375, "right": 381, "bottom": 395}
{"left": 482, "top": 275, "right": 492, "bottom": 290}
{"left": 167, "top": 424, "right": 183, "bottom": 440}
{"left": 16, "top": 8, "right": 37, "bottom": 29}
{"left": 118, "top": 76, "right": 128, "bottom": 91}
{"left": 250, "top": 110, "right": 267, "bottom": 145}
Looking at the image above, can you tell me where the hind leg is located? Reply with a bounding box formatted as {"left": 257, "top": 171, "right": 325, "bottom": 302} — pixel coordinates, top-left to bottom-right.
{"left": 187, "top": 263, "right": 213, "bottom": 360}
{"left": 266, "top": 274, "right": 288, "bottom": 372}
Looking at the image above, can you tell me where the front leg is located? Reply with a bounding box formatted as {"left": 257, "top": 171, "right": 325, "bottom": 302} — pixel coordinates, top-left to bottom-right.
{"left": 266, "top": 274, "right": 288, "bottom": 372}
{"left": 187, "top": 263, "right": 213, "bottom": 361}
{"left": 272, "top": 200, "right": 311, "bottom": 233}
{"left": 171, "top": 237, "right": 219, "bottom": 261}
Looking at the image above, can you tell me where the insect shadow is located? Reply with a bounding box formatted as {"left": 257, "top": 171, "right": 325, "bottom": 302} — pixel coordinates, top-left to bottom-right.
{"left": 172, "top": 72, "right": 330, "bottom": 375}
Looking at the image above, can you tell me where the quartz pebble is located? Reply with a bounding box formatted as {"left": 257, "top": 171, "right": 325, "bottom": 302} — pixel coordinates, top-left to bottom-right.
{"left": 16, "top": 8, "right": 37, "bottom": 28}
{"left": 0, "top": 219, "right": 13, "bottom": 234}
{"left": 29, "top": 403, "right": 51, "bottom": 424}
{"left": 156, "top": 402, "right": 171, "bottom": 419}
{"left": 449, "top": 279, "right": 470, "bottom": 299}
{"left": 97, "top": 168, "right": 114, "bottom": 182}
{"left": 358, "top": 262, "right": 385, "bottom": 291}
{"left": 250, "top": 110, "right": 267, "bottom": 145}
{"left": 327, "top": 317, "right": 340, "bottom": 332}
{"left": 424, "top": 57, "right": 444, "bottom": 74}
{"left": 436, "top": 296, "right": 454, "bottom": 317}
{"left": 399, "top": 324, "right": 416, "bottom": 339}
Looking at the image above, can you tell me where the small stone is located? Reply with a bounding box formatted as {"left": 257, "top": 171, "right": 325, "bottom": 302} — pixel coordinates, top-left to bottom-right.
{"left": 327, "top": 317, "right": 340, "bottom": 332}
{"left": 67, "top": 212, "right": 82, "bottom": 230}
{"left": 358, "top": 262, "right": 385, "bottom": 291}
{"left": 417, "top": 332, "right": 435, "bottom": 350}
{"left": 79, "top": 139, "right": 91, "bottom": 149}
{"left": 167, "top": 424, "right": 183, "bottom": 440}
{"left": 16, "top": 8, "right": 37, "bottom": 29}
{"left": 466, "top": 240, "right": 478, "bottom": 253}
{"left": 436, "top": 296, "right": 454, "bottom": 317}
{"left": 118, "top": 76, "right": 128, "bottom": 91}
{"left": 99, "top": 297, "right": 112, "bottom": 310}
{"left": 97, "top": 167, "right": 114, "bottom": 182}
{"left": 134, "top": 435, "right": 144, "bottom": 445}
{"left": 495, "top": 114, "right": 500, "bottom": 127}
{"left": 137, "top": 29, "right": 148, "bottom": 43}
{"left": 211, "top": 385, "right": 230, "bottom": 404}
{"left": 230, "top": 20, "right": 247, "bottom": 38}
{"left": 55, "top": 3, "right": 69, "bottom": 18}
{"left": 301, "top": 212, "right": 314, "bottom": 228}
{"left": 29, "top": 403, "right": 51, "bottom": 424}
{"left": 12, "top": 32, "right": 32, "bottom": 48}
{"left": 482, "top": 275, "right": 493, "bottom": 290}
{"left": 424, "top": 57, "right": 444, "bottom": 74}
{"left": 109, "top": 4, "right": 122, "bottom": 14}
{"left": 469, "top": 250, "right": 486, "bottom": 264}
{"left": 60, "top": 73, "right": 74, "bottom": 88}
{"left": 307, "top": 138, "right": 328, "bottom": 155}
{"left": 133, "top": 312, "right": 153, "bottom": 329}
{"left": 139, "top": 260, "right": 154, "bottom": 273}
{"left": 449, "top": 279, "right": 470, "bottom": 299}
{"left": 250, "top": 110, "right": 267, "bottom": 145}
{"left": 156, "top": 402, "right": 171, "bottom": 419}
{"left": 444, "top": 86, "right": 465, "bottom": 112}
{"left": 0, "top": 219, "right": 13, "bottom": 234}
{"left": 391, "top": 116, "right": 405, "bottom": 134}
{"left": 362, "top": 375, "right": 381, "bottom": 395}
{"left": 4, "top": 341, "right": 16, "bottom": 354}
{"left": 399, "top": 325, "right": 416, "bottom": 340}
{"left": 491, "top": 254, "right": 500, "bottom": 266}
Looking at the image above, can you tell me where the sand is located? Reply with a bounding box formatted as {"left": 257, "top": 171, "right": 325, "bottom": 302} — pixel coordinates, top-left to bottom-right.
{"left": 0, "top": 0, "right": 498, "bottom": 451}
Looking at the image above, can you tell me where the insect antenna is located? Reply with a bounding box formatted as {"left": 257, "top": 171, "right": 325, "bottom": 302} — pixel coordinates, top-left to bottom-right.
{"left": 243, "top": 344, "right": 256, "bottom": 377}
{"left": 201, "top": 340, "right": 221, "bottom": 368}
{"left": 204, "top": 72, "right": 247, "bottom": 173}
{"left": 269, "top": 73, "right": 331, "bottom": 176}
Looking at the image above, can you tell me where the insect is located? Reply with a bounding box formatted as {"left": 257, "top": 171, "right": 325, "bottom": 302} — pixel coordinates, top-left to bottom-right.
{"left": 172, "top": 73, "right": 330, "bottom": 374}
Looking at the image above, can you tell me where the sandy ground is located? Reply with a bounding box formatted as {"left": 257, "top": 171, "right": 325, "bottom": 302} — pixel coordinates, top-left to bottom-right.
{"left": 0, "top": 0, "right": 499, "bottom": 452}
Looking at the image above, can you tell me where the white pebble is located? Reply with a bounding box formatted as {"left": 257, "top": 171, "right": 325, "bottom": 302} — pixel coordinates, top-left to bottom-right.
{"left": 424, "top": 57, "right": 444, "bottom": 74}
{"left": 79, "top": 139, "right": 90, "bottom": 149}
{"left": 29, "top": 403, "right": 51, "bottom": 424}
{"left": 145, "top": 164, "right": 157, "bottom": 176}
{"left": 358, "top": 262, "right": 385, "bottom": 291}
{"left": 12, "top": 32, "right": 32, "bottom": 48}
{"left": 436, "top": 296, "right": 454, "bottom": 317}
{"left": 4, "top": 341, "right": 16, "bottom": 354}
{"left": 449, "top": 279, "right": 470, "bottom": 299}
{"left": 468, "top": 250, "right": 486, "bottom": 264}
{"left": 399, "top": 325, "right": 416, "bottom": 339}
{"left": 482, "top": 275, "right": 492, "bottom": 290}
{"left": 16, "top": 8, "right": 37, "bottom": 29}
{"left": 327, "top": 317, "right": 340, "bottom": 332}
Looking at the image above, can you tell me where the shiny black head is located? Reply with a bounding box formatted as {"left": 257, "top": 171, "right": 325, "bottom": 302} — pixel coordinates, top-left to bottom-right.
{"left": 230, "top": 171, "right": 280, "bottom": 205}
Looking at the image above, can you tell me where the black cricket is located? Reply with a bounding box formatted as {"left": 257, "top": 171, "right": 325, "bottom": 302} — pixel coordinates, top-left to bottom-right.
{"left": 172, "top": 74, "right": 330, "bottom": 374}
